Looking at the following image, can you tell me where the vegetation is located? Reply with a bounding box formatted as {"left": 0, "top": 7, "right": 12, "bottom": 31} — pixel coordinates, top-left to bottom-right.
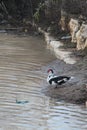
{"left": 33, "top": 2, "right": 45, "bottom": 22}
{"left": 0, "top": 0, "right": 87, "bottom": 31}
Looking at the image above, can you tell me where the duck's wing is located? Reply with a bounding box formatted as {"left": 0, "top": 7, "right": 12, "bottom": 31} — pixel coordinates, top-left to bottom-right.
{"left": 52, "top": 76, "right": 70, "bottom": 81}
{"left": 49, "top": 76, "right": 70, "bottom": 85}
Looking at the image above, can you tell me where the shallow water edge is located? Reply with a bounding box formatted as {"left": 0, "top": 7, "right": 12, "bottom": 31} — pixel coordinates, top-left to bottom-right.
{"left": 38, "top": 28, "right": 87, "bottom": 105}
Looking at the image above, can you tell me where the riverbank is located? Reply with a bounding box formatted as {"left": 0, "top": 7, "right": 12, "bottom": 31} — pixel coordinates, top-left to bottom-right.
{"left": 40, "top": 28, "right": 87, "bottom": 105}
{"left": 0, "top": 24, "right": 87, "bottom": 105}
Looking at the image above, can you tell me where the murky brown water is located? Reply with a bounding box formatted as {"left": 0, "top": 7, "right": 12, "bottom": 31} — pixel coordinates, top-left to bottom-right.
{"left": 0, "top": 33, "right": 87, "bottom": 130}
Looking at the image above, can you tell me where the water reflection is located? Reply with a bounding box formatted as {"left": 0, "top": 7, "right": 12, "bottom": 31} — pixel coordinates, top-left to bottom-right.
{"left": 0, "top": 33, "right": 87, "bottom": 130}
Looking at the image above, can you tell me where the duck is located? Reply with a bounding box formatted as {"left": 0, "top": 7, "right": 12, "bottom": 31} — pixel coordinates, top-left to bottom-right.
{"left": 47, "top": 69, "right": 73, "bottom": 87}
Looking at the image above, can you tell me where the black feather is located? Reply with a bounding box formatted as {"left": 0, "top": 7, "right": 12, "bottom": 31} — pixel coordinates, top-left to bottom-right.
{"left": 49, "top": 76, "right": 70, "bottom": 85}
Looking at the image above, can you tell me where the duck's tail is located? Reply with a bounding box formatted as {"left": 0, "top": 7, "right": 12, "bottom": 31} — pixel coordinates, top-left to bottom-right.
{"left": 70, "top": 76, "right": 74, "bottom": 79}
{"left": 69, "top": 76, "right": 74, "bottom": 81}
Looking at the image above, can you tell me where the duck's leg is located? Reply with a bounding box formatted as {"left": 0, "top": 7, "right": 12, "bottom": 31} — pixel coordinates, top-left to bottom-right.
{"left": 54, "top": 81, "right": 59, "bottom": 88}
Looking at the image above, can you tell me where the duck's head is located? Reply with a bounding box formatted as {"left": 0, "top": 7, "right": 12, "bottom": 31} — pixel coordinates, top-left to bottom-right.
{"left": 47, "top": 69, "right": 54, "bottom": 74}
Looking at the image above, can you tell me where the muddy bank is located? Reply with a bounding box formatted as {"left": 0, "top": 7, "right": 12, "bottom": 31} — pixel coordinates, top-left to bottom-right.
{"left": 42, "top": 59, "right": 87, "bottom": 105}
{"left": 43, "top": 82, "right": 87, "bottom": 104}
{"left": 41, "top": 31, "right": 87, "bottom": 105}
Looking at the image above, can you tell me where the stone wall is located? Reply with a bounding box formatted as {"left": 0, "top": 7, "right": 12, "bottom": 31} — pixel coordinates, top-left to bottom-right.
{"left": 60, "top": 0, "right": 87, "bottom": 50}
{"left": 68, "top": 18, "right": 87, "bottom": 50}
{"left": 76, "top": 24, "right": 87, "bottom": 50}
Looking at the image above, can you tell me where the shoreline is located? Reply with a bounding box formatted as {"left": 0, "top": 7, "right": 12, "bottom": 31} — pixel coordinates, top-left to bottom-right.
{"left": 38, "top": 27, "right": 87, "bottom": 105}
{"left": 38, "top": 27, "right": 76, "bottom": 64}
{"left": 0, "top": 26, "right": 87, "bottom": 105}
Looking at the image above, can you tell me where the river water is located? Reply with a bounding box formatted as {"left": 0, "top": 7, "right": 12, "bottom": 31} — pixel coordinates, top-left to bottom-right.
{"left": 0, "top": 33, "right": 87, "bottom": 130}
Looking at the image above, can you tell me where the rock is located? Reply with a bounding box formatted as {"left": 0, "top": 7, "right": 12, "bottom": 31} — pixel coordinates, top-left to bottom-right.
{"left": 76, "top": 24, "right": 87, "bottom": 50}
{"left": 69, "top": 18, "right": 80, "bottom": 43}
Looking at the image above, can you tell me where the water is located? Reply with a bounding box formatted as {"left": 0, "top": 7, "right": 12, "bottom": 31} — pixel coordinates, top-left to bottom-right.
{"left": 0, "top": 33, "right": 87, "bottom": 130}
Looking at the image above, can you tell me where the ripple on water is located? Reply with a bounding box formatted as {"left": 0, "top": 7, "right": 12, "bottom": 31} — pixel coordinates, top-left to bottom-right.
{"left": 0, "top": 34, "right": 87, "bottom": 130}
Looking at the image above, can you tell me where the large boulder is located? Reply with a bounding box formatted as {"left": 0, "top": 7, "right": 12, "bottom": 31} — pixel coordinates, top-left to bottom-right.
{"left": 76, "top": 24, "right": 87, "bottom": 50}
{"left": 69, "top": 18, "right": 80, "bottom": 43}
